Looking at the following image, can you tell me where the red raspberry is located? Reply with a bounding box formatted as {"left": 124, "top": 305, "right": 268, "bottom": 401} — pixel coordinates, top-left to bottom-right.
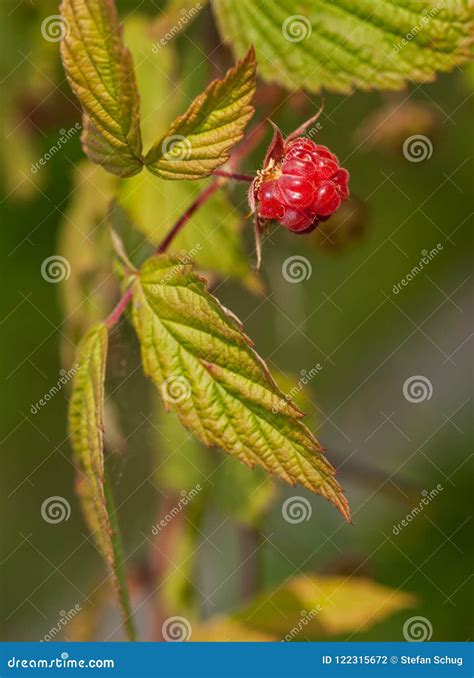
{"left": 256, "top": 179, "right": 285, "bottom": 220}
{"left": 280, "top": 207, "right": 314, "bottom": 231}
{"left": 286, "top": 138, "right": 318, "bottom": 154}
{"left": 278, "top": 175, "right": 316, "bottom": 208}
{"left": 255, "top": 135, "right": 350, "bottom": 233}
{"left": 313, "top": 181, "right": 341, "bottom": 216}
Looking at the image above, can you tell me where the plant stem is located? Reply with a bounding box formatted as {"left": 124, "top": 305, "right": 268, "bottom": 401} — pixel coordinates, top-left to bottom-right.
{"left": 212, "top": 169, "right": 254, "bottom": 182}
{"left": 105, "top": 288, "right": 133, "bottom": 329}
{"left": 104, "top": 474, "right": 137, "bottom": 641}
{"left": 105, "top": 120, "right": 266, "bottom": 330}
{"left": 238, "top": 524, "right": 262, "bottom": 601}
{"left": 105, "top": 183, "right": 220, "bottom": 329}
{"left": 156, "top": 181, "right": 221, "bottom": 253}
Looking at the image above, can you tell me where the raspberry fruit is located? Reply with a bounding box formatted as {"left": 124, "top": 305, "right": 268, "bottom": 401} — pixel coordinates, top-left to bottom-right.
{"left": 254, "top": 135, "right": 349, "bottom": 234}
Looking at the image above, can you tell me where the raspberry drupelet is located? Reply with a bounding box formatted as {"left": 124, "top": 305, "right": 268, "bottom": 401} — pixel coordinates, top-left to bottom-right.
{"left": 256, "top": 137, "right": 350, "bottom": 234}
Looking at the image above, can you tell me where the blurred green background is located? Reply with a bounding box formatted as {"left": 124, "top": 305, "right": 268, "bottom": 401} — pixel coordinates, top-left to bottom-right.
{"left": 1, "top": 0, "right": 472, "bottom": 642}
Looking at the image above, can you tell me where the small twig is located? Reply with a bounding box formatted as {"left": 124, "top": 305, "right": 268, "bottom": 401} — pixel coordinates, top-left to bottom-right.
{"left": 104, "top": 120, "right": 267, "bottom": 330}
{"left": 238, "top": 524, "right": 262, "bottom": 601}
{"left": 105, "top": 287, "right": 133, "bottom": 329}
{"left": 156, "top": 181, "right": 221, "bottom": 253}
{"left": 105, "top": 183, "right": 221, "bottom": 329}
{"left": 212, "top": 169, "right": 254, "bottom": 182}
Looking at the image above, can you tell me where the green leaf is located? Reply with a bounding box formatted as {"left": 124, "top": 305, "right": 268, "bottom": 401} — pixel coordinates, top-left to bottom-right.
{"left": 212, "top": 0, "right": 474, "bottom": 93}
{"left": 131, "top": 255, "right": 350, "bottom": 521}
{"left": 193, "top": 575, "right": 415, "bottom": 640}
{"left": 69, "top": 323, "right": 136, "bottom": 640}
{"left": 60, "top": 0, "right": 143, "bottom": 176}
{"left": 144, "top": 47, "right": 256, "bottom": 179}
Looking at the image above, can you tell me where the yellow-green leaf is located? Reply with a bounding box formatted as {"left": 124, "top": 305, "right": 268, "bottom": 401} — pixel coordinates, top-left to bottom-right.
{"left": 69, "top": 322, "right": 135, "bottom": 640}
{"left": 131, "top": 255, "right": 350, "bottom": 521}
{"left": 144, "top": 47, "right": 256, "bottom": 180}
{"left": 60, "top": 0, "right": 143, "bottom": 176}
{"left": 197, "top": 575, "right": 415, "bottom": 640}
{"left": 69, "top": 324, "right": 110, "bottom": 560}
{"left": 192, "top": 618, "right": 275, "bottom": 642}
{"left": 212, "top": 0, "right": 474, "bottom": 94}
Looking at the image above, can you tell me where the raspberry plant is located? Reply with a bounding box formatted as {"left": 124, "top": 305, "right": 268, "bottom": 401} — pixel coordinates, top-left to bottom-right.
{"left": 58, "top": 0, "right": 473, "bottom": 639}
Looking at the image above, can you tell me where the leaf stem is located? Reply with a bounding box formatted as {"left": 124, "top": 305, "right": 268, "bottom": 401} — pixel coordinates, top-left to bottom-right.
{"left": 212, "top": 169, "right": 254, "bottom": 182}
{"left": 105, "top": 121, "right": 266, "bottom": 330}
{"left": 105, "top": 287, "right": 133, "bottom": 329}
{"left": 105, "top": 181, "right": 224, "bottom": 329}
{"left": 156, "top": 181, "right": 221, "bottom": 253}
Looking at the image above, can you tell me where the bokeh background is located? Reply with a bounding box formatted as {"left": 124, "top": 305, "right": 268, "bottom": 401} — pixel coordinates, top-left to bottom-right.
{"left": 1, "top": 0, "right": 473, "bottom": 642}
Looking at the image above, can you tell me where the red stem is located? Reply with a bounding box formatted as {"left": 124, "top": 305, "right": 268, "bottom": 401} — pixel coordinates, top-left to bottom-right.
{"left": 105, "top": 287, "right": 133, "bottom": 329}
{"left": 156, "top": 181, "right": 220, "bottom": 254}
{"left": 104, "top": 121, "right": 266, "bottom": 330}
{"left": 105, "top": 182, "right": 221, "bottom": 329}
{"left": 212, "top": 169, "right": 254, "bottom": 182}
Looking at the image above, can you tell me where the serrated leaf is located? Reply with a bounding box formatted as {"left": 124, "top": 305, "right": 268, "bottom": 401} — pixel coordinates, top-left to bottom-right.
{"left": 69, "top": 322, "right": 135, "bottom": 640}
{"left": 212, "top": 0, "right": 474, "bottom": 94}
{"left": 60, "top": 0, "right": 143, "bottom": 176}
{"left": 131, "top": 255, "right": 350, "bottom": 521}
{"left": 144, "top": 47, "right": 256, "bottom": 179}
{"left": 69, "top": 324, "right": 109, "bottom": 545}
{"left": 196, "top": 575, "right": 415, "bottom": 640}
